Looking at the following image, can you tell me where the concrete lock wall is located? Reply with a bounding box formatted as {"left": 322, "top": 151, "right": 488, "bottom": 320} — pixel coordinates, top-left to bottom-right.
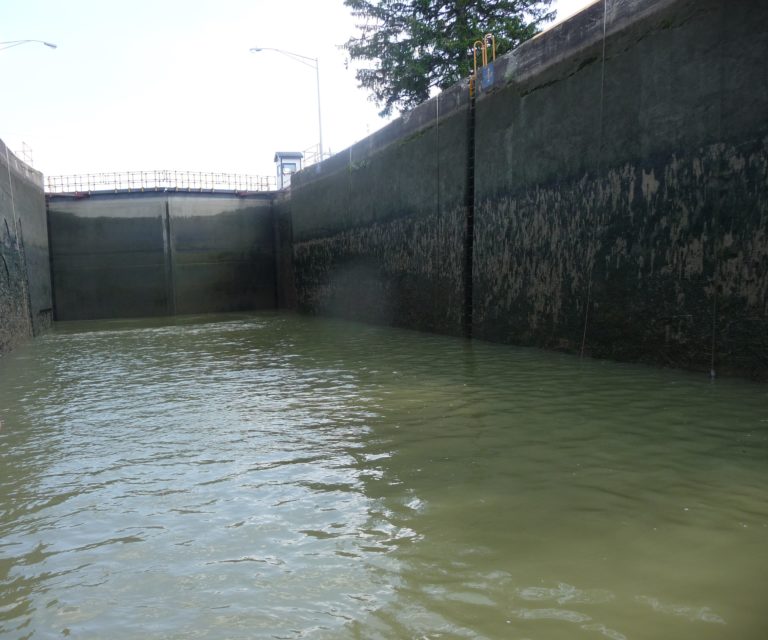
{"left": 0, "top": 138, "right": 52, "bottom": 355}
{"left": 288, "top": 0, "right": 768, "bottom": 378}
{"left": 472, "top": 0, "right": 768, "bottom": 377}
{"left": 290, "top": 80, "right": 471, "bottom": 336}
{"left": 47, "top": 192, "right": 276, "bottom": 320}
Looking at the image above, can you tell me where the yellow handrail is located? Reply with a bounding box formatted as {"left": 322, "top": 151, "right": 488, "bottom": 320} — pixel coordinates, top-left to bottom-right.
{"left": 470, "top": 33, "right": 496, "bottom": 97}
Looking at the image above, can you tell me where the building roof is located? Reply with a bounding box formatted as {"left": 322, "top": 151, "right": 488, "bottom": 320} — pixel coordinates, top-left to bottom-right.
{"left": 274, "top": 151, "right": 304, "bottom": 162}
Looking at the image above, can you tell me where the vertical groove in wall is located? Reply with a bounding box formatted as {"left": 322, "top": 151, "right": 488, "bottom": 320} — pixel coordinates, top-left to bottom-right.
{"left": 464, "top": 89, "right": 476, "bottom": 339}
{"left": 45, "top": 204, "right": 58, "bottom": 321}
{"left": 435, "top": 94, "right": 441, "bottom": 325}
{"left": 163, "top": 200, "right": 177, "bottom": 316}
{"left": 271, "top": 202, "right": 282, "bottom": 309}
{"left": 271, "top": 205, "right": 279, "bottom": 309}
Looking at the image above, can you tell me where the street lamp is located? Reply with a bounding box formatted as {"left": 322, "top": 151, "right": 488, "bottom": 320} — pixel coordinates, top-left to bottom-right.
{"left": 0, "top": 40, "right": 58, "bottom": 51}
{"left": 250, "top": 46, "right": 324, "bottom": 163}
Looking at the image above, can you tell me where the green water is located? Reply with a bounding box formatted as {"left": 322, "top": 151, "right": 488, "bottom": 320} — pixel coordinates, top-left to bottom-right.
{"left": 0, "top": 313, "right": 766, "bottom": 639}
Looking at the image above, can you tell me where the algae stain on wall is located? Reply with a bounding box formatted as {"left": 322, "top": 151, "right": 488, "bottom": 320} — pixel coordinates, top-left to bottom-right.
{"left": 473, "top": 138, "right": 768, "bottom": 375}
{"left": 0, "top": 138, "right": 50, "bottom": 355}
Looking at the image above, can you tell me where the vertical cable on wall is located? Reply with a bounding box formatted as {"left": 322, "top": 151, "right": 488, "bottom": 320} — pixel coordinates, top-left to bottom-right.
{"left": 709, "top": 0, "right": 727, "bottom": 380}
{"left": 710, "top": 288, "right": 717, "bottom": 379}
{"left": 580, "top": 0, "right": 609, "bottom": 358}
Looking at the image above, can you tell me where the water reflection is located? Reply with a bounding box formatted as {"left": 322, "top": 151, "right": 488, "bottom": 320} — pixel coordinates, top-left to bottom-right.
{"left": 0, "top": 313, "right": 766, "bottom": 639}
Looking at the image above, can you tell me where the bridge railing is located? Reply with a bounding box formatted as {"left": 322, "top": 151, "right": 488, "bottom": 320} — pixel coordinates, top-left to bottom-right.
{"left": 45, "top": 170, "right": 277, "bottom": 194}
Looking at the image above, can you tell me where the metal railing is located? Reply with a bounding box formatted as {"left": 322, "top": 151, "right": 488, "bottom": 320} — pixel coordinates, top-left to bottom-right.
{"left": 45, "top": 170, "right": 277, "bottom": 194}
{"left": 302, "top": 143, "right": 323, "bottom": 167}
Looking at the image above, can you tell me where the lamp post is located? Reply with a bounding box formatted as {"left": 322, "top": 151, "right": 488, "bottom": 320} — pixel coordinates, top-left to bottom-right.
{"left": 0, "top": 40, "right": 57, "bottom": 51}
{"left": 250, "top": 46, "right": 324, "bottom": 162}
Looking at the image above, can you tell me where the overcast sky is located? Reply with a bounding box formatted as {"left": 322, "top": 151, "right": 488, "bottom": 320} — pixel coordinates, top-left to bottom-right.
{"left": 0, "top": 0, "right": 595, "bottom": 179}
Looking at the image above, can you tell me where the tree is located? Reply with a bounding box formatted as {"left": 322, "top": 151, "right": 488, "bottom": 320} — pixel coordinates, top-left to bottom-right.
{"left": 343, "top": 0, "right": 555, "bottom": 116}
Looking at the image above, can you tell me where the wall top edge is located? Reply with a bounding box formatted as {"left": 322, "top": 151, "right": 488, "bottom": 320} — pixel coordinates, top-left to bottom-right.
{"left": 46, "top": 189, "right": 279, "bottom": 202}
{"left": 483, "top": 0, "right": 686, "bottom": 96}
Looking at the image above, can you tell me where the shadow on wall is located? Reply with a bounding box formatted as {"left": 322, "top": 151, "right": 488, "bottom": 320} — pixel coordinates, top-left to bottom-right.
{"left": 317, "top": 260, "right": 396, "bottom": 326}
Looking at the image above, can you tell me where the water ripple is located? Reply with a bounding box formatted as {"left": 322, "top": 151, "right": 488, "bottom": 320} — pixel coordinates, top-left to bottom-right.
{"left": 0, "top": 314, "right": 766, "bottom": 638}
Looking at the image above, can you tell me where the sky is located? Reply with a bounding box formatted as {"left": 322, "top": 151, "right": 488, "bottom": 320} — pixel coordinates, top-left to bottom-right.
{"left": 0, "top": 0, "right": 595, "bottom": 180}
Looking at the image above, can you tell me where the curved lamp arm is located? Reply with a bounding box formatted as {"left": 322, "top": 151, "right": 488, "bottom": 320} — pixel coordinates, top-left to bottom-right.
{"left": 250, "top": 46, "right": 324, "bottom": 162}
{"left": 0, "top": 40, "right": 58, "bottom": 51}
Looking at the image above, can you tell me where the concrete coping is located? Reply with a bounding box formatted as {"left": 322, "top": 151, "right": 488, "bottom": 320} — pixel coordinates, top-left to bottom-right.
{"left": 486, "top": 0, "right": 685, "bottom": 96}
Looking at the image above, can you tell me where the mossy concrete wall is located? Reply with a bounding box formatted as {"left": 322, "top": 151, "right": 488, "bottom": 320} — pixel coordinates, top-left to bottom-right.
{"left": 287, "top": 0, "right": 767, "bottom": 378}
{"left": 47, "top": 192, "right": 276, "bottom": 320}
{"left": 473, "top": 0, "right": 768, "bottom": 377}
{"left": 273, "top": 192, "right": 297, "bottom": 311}
{"left": 0, "top": 139, "right": 51, "bottom": 355}
{"left": 290, "top": 81, "right": 470, "bottom": 336}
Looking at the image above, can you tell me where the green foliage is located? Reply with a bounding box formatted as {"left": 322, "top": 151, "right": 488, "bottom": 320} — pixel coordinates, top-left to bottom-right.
{"left": 343, "top": 0, "right": 555, "bottom": 116}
